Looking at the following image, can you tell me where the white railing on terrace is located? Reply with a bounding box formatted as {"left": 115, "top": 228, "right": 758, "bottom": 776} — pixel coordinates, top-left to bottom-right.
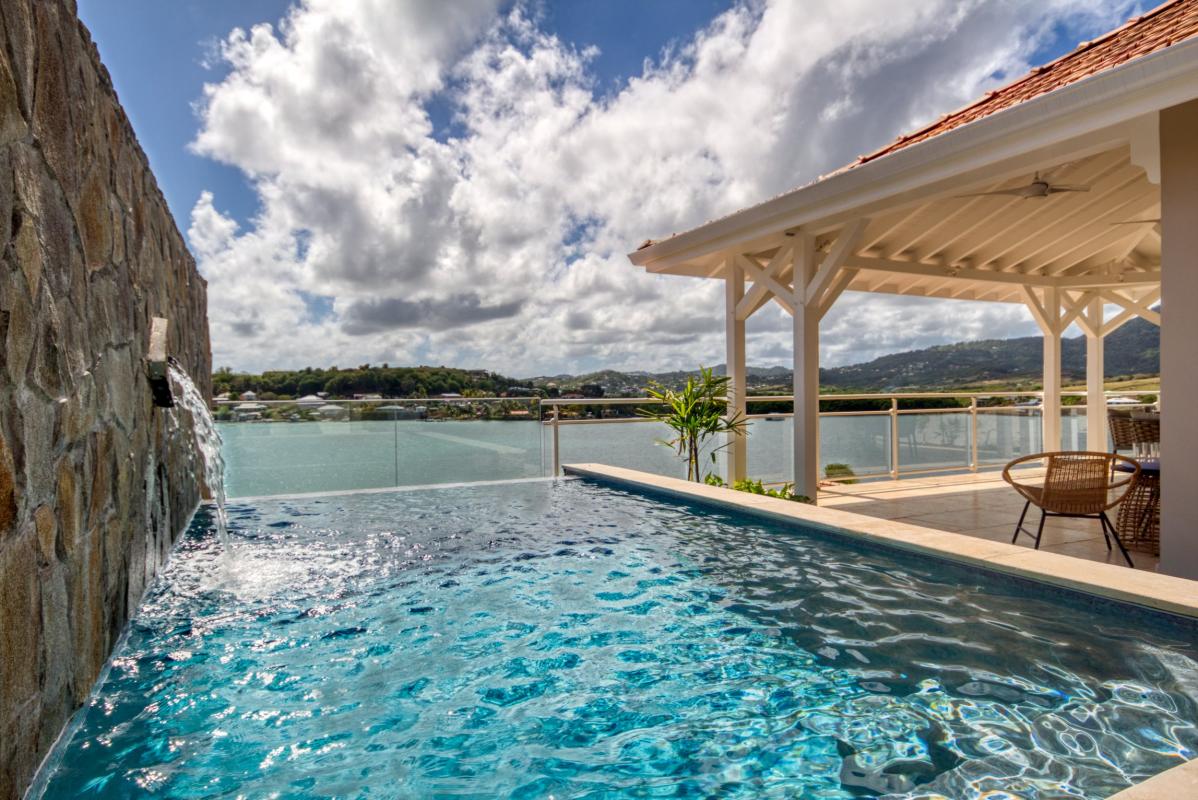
{"left": 539, "top": 391, "right": 1157, "bottom": 482}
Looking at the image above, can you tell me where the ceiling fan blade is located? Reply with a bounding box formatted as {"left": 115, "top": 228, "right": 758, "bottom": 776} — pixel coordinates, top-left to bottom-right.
{"left": 954, "top": 188, "right": 1031, "bottom": 198}
{"left": 1045, "top": 184, "right": 1089, "bottom": 193}
{"left": 1111, "top": 218, "right": 1161, "bottom": 225}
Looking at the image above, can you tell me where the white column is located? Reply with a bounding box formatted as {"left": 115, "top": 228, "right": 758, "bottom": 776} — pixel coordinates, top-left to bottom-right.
{"left": 1160, "top": 100, "right": 1198, "bottom": 580}
{"left": 724, "top": 258, "right": 747, "bottom": 484}
{"left": 1084, "top": 297, "right": 1107, "bottom": 452}
{"left": 793, "top": 235, "right": 819, "bottom": 500}
{"left": 1041, "top": 286, "right": 1062, "bottom": 452}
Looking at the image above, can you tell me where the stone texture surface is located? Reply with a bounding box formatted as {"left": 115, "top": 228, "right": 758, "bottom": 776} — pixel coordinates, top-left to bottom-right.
{"left": 0, "top": 2, "right": 211, "bottom": 796}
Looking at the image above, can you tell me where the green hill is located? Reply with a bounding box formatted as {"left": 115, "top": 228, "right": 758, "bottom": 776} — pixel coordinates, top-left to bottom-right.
{"left": 820, "top": 317, "right": 1159, "bottom": 391}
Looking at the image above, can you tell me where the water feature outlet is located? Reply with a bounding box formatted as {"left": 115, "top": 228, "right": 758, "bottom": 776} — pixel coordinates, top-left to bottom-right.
{"left": 147, "top": 316, "right": 174, "bottom": 408}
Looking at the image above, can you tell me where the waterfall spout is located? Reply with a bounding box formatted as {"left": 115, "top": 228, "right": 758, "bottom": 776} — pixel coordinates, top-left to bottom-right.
{"left": 146, "top": 317, "right": 174, "bottom": 408}
{"left": 168, "top": 361, "right": 229, "bottom": 548}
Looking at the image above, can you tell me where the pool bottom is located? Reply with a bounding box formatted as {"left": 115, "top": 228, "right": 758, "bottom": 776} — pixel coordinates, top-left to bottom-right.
{"left": 34, "top": 479, "right": 1198, "bottom": 799}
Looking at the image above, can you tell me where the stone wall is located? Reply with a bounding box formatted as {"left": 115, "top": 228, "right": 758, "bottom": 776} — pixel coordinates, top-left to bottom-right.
{"left": 0, "top": 2, "right": 211, "bottom": 796}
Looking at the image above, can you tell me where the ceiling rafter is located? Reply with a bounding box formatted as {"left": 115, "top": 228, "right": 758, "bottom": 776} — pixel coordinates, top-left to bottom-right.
{"left": 967, "top": 164, "right": 1141, "bottom": 269}
{"left": 932, "top": 151, "right": 1130, "bottom": 267}
{"left": 1023, "top": 188, "right": 1161, "bottom": 274}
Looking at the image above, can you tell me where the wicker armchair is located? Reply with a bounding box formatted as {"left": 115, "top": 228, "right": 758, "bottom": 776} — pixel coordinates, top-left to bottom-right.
{"left": 1131, "top": 413, "right": 1160, "bottom": 449}
{"left": 1108, "top": 410, "right": 1136, "bottom": 452}
{"left": 1002, "top": 451, "right": 1140, "bottom": 567}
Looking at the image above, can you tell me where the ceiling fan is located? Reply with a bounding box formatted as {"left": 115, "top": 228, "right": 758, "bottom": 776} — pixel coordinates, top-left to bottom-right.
{"left": 1111, "top": 218, "right": 1161, "bottom": 225}
{"left": 956, "top": 172, "right": 1090, "bottom": 199}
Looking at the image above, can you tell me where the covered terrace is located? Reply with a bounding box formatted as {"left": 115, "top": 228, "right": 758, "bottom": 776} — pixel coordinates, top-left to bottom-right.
{"left": 629, "top": 3, "right": 1198, "bottom": 578}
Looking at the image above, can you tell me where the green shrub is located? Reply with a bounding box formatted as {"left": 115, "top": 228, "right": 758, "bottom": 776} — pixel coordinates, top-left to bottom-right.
{"left": 824, "top": 463, "right": 857, "bottom": 484}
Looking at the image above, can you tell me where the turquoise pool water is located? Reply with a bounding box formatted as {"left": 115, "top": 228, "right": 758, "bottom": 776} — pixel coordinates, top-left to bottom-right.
{"left": 36, "top": 479, "right": 1197, "bottom": 798}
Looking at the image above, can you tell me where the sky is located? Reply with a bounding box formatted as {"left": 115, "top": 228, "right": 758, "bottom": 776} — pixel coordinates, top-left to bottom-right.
{"left": 78, "top": 0, "right": 1142, "bottom": 377}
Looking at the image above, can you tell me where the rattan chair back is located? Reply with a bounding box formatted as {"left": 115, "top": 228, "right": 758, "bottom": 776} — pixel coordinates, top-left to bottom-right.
{"left": 1131, "top": 413, "right": 1160, "bottom": 446}
{"left": 1002, "top": 451, "right": 1139, "bottom": 515}
{"left": 1107, "top": 410, "right": 1136, "bottom": 451}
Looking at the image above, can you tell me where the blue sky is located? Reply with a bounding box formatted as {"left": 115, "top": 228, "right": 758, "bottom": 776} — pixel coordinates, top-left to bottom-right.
{"left": 77, "top": 1, "right": 1138, "bottom": 376}
{"left": 79, "top": 0, "right": 738, "bottom": 243}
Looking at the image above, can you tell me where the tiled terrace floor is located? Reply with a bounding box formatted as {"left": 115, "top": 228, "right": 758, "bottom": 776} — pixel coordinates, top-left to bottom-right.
{"left": 818, "top": 468, "right": 1160, "bottom": 572}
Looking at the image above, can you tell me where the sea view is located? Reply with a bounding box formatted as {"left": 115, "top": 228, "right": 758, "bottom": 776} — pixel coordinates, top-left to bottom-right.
{"left": 218, "top": 411, "right": 1092, "bottom": 498}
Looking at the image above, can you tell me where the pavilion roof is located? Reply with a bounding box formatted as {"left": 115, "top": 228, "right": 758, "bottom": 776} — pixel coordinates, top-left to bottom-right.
{"left": 636, "top": 0, "right": 1198, "bottom": 253}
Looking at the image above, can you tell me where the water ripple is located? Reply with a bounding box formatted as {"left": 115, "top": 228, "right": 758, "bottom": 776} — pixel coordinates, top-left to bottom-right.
{"left": 37, "top": 480, "right": 1198, "bottom": 799}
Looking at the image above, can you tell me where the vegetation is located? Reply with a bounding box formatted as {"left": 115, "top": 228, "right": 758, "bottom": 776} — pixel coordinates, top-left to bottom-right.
{"left": 704, "top": 474, "right": 813, "bottom": 504}
{"left": 824, "top": 463, "right": 856, "bottom": 484}
{"left": 640, "top": 366, "right": 747, "bottom": 482}
{"left": 211, "top": 365, "right": 533, "bottom": 400}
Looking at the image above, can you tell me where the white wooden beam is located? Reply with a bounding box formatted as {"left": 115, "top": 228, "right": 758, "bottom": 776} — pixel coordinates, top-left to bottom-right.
{"left": 1083, "top": 295, "right": 1107, "bottom": 451}
{"left": 970, "top": 158, "right": 1139, "bottom": 268}
{"left": 1097, "top": 287, "right": 1161, "bottom": 326}
{"left": 724, "top": 257, "right": 747, "bottom": 483}
{"left": 1055, "top": 270, "right": 1161, "bottom": 288}
{"left": 1101, "top": 306, "right": 1138, "bottom": 336}
{"left": 846, "top": 254, "right": 1160, "bottom": 291}
{"left": 1022, "top": 285, "right": 1051, "bottom": 333}
{"left": 816, "top": 268, "right": 858, "bottom": 320}
{"left": 793, "top": 232, "right": 819, "bottom": 501}
{"left": 735, "top": 249, "right": 794, "bottom": 319}
{"left": 1031, "top": 188, "right": 1160, "bottom": 274}
{"left": 805, "top": 218, "right": 867, "bottom": 307}
{"left": 1041, "top": 286, "right": 1063, "bottom": 452}
{"left": 1063, "top": 290, "right": 1097, "bottom": 335}
{"left": 849, "top": 257, "right": 1054, "bottom": 287}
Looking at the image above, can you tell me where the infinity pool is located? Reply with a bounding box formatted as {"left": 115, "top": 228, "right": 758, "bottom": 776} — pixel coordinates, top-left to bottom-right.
{"left": 35, "top": 479, "right": 1197, "bottom": 798}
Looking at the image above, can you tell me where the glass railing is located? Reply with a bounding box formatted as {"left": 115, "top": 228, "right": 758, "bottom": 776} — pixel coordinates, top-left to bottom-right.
{"left": 216, "top": 398, "right": 543, "bottom": 498}
{"left": 215, "top": 392, "right": 1156, "bottom": 497}
{"left": 541, "top": 392, "right": 1157, "bottom": 485}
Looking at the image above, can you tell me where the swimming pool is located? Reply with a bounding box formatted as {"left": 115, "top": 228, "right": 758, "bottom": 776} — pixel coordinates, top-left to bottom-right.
{"left": 33, "top": 478, "right": 1198, "bottom": 798}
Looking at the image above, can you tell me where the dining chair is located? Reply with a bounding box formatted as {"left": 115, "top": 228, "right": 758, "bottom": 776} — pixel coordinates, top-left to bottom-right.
{"left": 1003, "top": 451, "right": 1140, "bottom": 567}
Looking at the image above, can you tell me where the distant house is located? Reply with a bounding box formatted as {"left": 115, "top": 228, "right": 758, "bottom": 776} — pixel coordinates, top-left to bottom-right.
{"left": 439, "top": 392, "right": 463, "bottom": 399}
{"left": 377, "top": 404, "right": 427, "bottom": 420}
{"left": 317, "top": 404, "right": 348, "bottom": 418}
{"left": 233, "top": 402, "right": 266, "bottom": 421}
{"left": 240, "top": 390, "right": 258, "bottom": 401}
{"left": 354, "top": 393, "right": 383, "bottom": 400}
{"left": 214, "top": 392, "right": 230, "bottom": 402}
{"left": 296, "top": 394, "right": 323, "bottom": 408}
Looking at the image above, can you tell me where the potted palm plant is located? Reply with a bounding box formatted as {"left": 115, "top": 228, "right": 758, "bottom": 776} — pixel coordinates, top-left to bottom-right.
{"left": 640, "top": 366, "right": 747, "bottom": 482}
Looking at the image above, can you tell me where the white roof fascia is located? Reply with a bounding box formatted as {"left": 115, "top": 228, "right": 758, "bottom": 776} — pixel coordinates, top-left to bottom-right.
{"left": 630, "top": 36, "right": 1198, "bottom": 272}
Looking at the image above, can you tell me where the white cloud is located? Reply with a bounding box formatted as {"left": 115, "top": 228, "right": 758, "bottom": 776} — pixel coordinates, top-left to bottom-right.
{"left": 190, "top": 0, "right": 1135, "bottom": 376}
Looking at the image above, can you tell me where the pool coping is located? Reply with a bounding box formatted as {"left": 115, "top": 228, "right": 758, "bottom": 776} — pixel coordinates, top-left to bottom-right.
{"left": 565, "top": 463, "right": 1198, "bottom": 799}
{"left": 562, "top": 464, "right": 1198, "bottom": 620}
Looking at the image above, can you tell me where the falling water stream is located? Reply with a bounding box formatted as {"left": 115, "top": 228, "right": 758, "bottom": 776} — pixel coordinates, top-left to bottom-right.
{"left": 168, "top": 361, "right": 230, "bottom": 549}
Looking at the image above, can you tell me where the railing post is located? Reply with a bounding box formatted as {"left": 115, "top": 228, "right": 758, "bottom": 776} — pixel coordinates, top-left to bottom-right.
{"left": 551, "top": 404, "right": 561, "bottom": 476}
{"left": 969, "top": 397, "right": 978, "bottom": 472}
{"left": 889, "top": 397, "right": 899, "bottom": 478}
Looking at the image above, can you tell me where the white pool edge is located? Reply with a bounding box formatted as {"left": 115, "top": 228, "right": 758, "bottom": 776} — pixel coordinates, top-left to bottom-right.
{"left": 562, "top": 464, "right": 1198, "bottom": 619}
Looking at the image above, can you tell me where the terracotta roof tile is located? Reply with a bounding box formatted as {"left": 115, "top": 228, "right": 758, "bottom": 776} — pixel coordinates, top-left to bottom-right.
{"left": 637, "top": 0, "right": 1198, "bottom": 252}
{"left": 856, "top": 0, "right": 1198, "bottom": 165}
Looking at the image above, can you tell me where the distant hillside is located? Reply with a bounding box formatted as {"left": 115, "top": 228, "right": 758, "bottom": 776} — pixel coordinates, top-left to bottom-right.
{"left": 531, "top": 318, "right": 1159, "bottom": 394}
{"left": 821, "top": 317, "right": 1159, "bottom": 391}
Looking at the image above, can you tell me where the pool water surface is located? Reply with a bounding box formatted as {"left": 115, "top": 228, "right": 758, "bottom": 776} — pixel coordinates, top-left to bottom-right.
{"left": 35, "top": 479, "right": 1198, "bottom": 798}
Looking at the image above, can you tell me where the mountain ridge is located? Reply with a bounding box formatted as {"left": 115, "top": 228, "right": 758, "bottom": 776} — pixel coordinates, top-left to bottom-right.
{"left": 528, "top": 318, "right": 1159, "bottom": 393}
